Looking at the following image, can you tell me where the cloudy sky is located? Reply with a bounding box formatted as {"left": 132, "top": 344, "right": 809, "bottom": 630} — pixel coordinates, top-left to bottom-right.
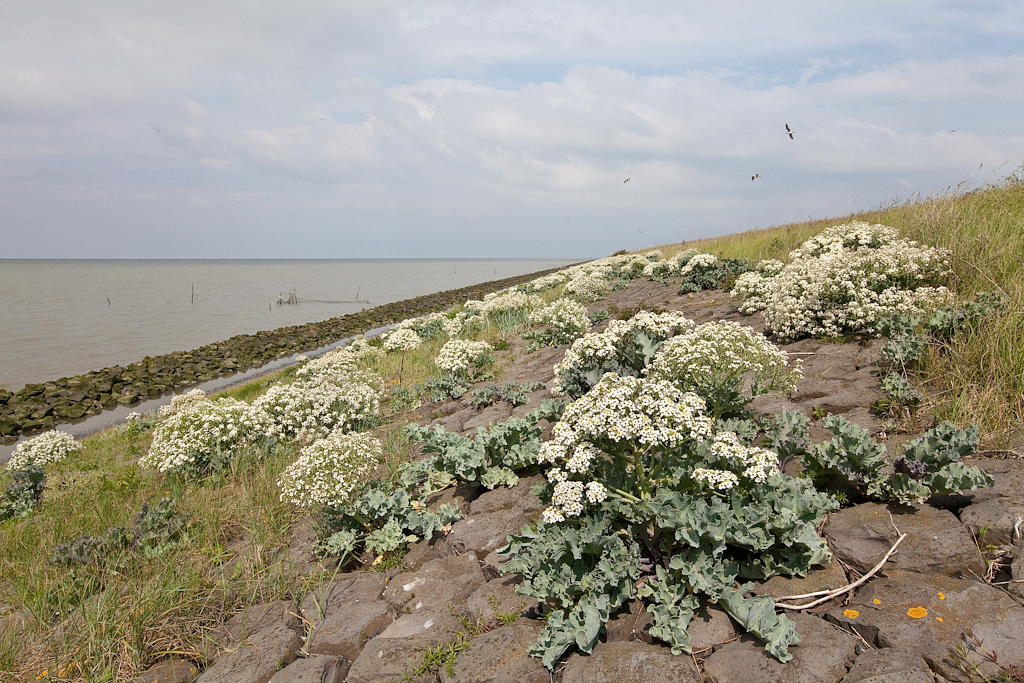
{"left": 2, "top": 2, "right": 1022, "bottom": 259}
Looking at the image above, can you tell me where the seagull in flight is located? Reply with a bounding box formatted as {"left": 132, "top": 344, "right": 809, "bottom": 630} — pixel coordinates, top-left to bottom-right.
{"left": 623, "top": 177, "right": 631, "bottom": 184}
{"left": 785, "top": 123, "right": 794, "bottom": 140}
{"left": 152, "top": 127, "right": 160, "bottom": 134}
{"left": 751, "top": 173, "right": 762, "bottom": 181}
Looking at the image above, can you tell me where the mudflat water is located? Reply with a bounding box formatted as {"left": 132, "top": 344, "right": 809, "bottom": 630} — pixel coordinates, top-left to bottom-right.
{"left": 0, "top": 259, "right": 574, "bottom": 390}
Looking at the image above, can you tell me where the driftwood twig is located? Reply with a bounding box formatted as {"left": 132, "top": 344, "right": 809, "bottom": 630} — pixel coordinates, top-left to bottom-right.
{"left": 775, "top": 533, "right": 907, "bottom": 610}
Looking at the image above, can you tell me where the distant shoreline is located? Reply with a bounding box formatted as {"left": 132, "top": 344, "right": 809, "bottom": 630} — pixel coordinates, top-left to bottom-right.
{"left": 0, "top": 262, "right": 577, "bottom": 443}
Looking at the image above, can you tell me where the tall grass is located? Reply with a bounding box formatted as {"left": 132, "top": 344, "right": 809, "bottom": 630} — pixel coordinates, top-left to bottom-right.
{"left": 654, "top": 179, "right": 1024, "bottom": 443}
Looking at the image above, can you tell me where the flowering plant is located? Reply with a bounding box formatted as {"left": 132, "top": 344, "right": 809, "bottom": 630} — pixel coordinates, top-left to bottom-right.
{"left": 645, "top": 321, "right": 802, "bottom": 418}
{"left": 552, "top": 310, "right": 695, "bottom": 397}
{"left": 731, "top": 222, "right": 952, "bottom": 340}
{"left": 157, "top": 388, "right": 208, "bottom": 418}
{"left": 524, "top": 298, "right": 591, "bottom": 350}
{"left": 434, "top": 339, "right": 494, "bottom": 380}
{"left": 730, "top": 260, "right": 784, "bottom": 314}
{"left": 504, "top": 373, "right": 837, "bottom": 668}
{"left": 7, "top": 430, "right": 83, "bottom": 471}
{"left": 564, "top": 273, "right": 612, "bottom": 302}
{"left": 382, "top": 327, "right": 423, "bottom": 352}
{"left": 254, "top": 373, "right": 382, "bottom": 441}
{"left": 278, "top": 431, "right": 382, "bottom": 508}
{"left": 141, "top": 397, "right": 274, "bottom": 474}
{"left": 477, "top": 289, "right": 545, "bottom": 331}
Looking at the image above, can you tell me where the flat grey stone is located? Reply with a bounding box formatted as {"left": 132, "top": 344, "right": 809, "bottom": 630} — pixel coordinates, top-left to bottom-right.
{"left": 828, "top": 569, "right": 1024, "bottom": 681}
{"left": 444, "top": 508, "right": 529, "bottom": 557}
{"left": 301, "top": 572, "right": 392, "bottom": 661}
{"left": 268, "top": 655, "right": 348, "bottom": 683}
{"left": 196, "top": 618, "right": 303, "bottom": 683}
{"left": 841, "top": 648, "right": 933, "bottom": 683}
{"left": 440, "top": 620, "right": 549, "bottom": 683}
{"left": 702, "top": 613, "right": 857, "bottom": 683}
{"left": 561, "top": 640, "right": 702, "bottom": 682}
{"left": 824, "top": 503, "right": 984, "bottom": 577}
{"left": 383, "top": 553, "right": 485, "bottom": 612}
{"left": 465, "top": 576, "right": 537, "bottom": 623}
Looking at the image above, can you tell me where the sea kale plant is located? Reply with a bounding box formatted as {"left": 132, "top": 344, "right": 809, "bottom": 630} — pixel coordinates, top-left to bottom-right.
{"left": 790, "top": 412, "right": 994, "bottom": 505}
{"left": 504, "top": 373, "right": 836, "bottom": 668}
{"left": 277, "top": 431, "right": 383, "bottom": 508}
{"left": 316, "top": 482, "right": 461, "bottom": 565}
{"left": 564, "top": 273, "right": 613, "bottom": 302}
{"left": 472, "top": 289, "right": 545, "bottom": 332}
{"left": 645, "top": 321, "right": 802, "bottom": 418}
{"left": 141, "top": 396, "right": 275, "bottom": 474}
{"left": 553, "top": 310, "right": 695, "bottom": 397}
{"left": 731, "top": 222, "right": 953, "bottom": 341}
{"left": 468, "top": 381, "right": 545, "bottom": 409}
{"left": 404, "top": 403, "right": 561, "bottom": 492}
{"left": 879, "top": 291, "right": 1008, "bottom": 370}
{"left": 676, "top": 254, "right": 751, "bottom": 293}
{"left": 0, "top": 464, "right": 46, "bottom": 521}
{"left": 524, "top": 298, "right": 591, "bottom": 351}
{"left": 254, "top": 370, "right": 383, "bottom": 442}
{"left": 6, "top": 429, "right": 83, "bottom": 471}
{"left": 50, "top": 497, "right": 188, "bottom": 566}
{"left": 434, "top": 339, "right": 494, "bottom": 381}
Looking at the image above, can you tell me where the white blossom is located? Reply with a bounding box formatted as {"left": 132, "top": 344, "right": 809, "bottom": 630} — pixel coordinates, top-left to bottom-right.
{"left": 434, "top": 339, "right": 494, "bottom": 377}
{"left": 277, "top": 431, "right": 382, "bottom": 508}
{"left": 7, "top": 430, "right": 82, "bottom": 470}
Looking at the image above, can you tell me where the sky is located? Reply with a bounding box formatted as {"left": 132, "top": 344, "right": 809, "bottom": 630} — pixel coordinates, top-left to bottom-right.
{"left": 1, "top": 1, "right": 1023, "bottom": 259}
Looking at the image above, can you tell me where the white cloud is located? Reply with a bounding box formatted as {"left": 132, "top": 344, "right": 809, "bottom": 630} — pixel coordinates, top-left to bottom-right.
{"left": 0, "top": 2, "right": 1022, "bottom": 257}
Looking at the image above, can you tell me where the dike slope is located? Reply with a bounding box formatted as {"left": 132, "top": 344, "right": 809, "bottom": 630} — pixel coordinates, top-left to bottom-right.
{"left": 170, "top": 278, "right": 1024, "bottom": 683}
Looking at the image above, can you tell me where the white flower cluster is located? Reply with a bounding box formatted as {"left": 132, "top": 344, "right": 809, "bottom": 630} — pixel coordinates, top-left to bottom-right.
{"left": 731, "top": 260, "right": 785, "bottom": 314}
{"left": 141, "top": 396, "right": 274, "bottom": 473}
{"left": 564, "top": 273, "right": 612, "bottom": 302}
{"left": 646, "top": 321, "right": 801, "bottom": 403}
{"left": 277, "top": 431, "right": 382, "bottom": 508}
{"left": 691, "top": 467, "right": 739, "bottom": 491}
{"left": 254, "top": 373, "right": 382, "bottom": 441}
{"left": 343, "top": 335, "right": 385, "bottom": 361}
{"left": 434, "top": 339, "right": 494, "bottom": 377}
{"left": 537, "top": 374, "right": 713, "bottom": 521}
{"left": 6, "top": 430, "right": 83, "bottom": 471}
{"left": 479, "top": 289, "right": 545, "bottom": 320}
{"left": 441, "top": 309, "right": 484, "bottom": 338}
{"left": 553, "top": 311, "right": 695, "bottom": 396}
{"left": 731, "top": 222, "right": 952, "bottom": 340}
{"left": 158, "top": 388, "right": 208, "bottom": 418}
{"left": 125, "top": 411, "right": 142, "bottom": 422}
{"left": 691, "top": 431, "right": 780, "bottom": 491}
{"left": 528, "top": 299, "right": 591, "bottom": 345}
{"left": 519, "top": 271, "right": 572, "bottom": 293}
{"left": 294, "top": 347, "right": 361, "bottom": 380}
{"left": 382, "top": 327, "right": 423, "bottom": 352}
{"left": 642, "top": 249, "right": 698, "bottom": 279}
{"left": 390, "top": 312, "right": 448, "bottom": 341}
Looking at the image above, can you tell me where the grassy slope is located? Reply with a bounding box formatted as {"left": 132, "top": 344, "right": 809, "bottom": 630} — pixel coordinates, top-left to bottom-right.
{"left": 0, "top": 312, "right": 530, "bottom": 680}
{"left": 653, "top": 181, "right": 1024, "bottom": 444}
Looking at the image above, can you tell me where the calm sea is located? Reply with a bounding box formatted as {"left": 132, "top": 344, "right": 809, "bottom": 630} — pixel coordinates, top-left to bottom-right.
{"left": 0, "top": 259, "right": 575, "bottom": 391}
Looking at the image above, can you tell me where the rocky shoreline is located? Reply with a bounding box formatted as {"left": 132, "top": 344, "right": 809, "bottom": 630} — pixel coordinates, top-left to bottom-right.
{"left": 0, "top": 266, "right": 570, "bottom": 443}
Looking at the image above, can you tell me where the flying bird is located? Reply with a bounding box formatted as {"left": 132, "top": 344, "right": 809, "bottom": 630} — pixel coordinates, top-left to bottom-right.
{"left": 152, "top": 127, "right": 160, "bottom": 134}
{"left": 751, "top": 173, "right": 762, "bottom": 181}
{"left": 785, "top": 123, "right": 794, "bottom": 140}
{"left": 623, "top": 177, "right": 631, "bottom": 184}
